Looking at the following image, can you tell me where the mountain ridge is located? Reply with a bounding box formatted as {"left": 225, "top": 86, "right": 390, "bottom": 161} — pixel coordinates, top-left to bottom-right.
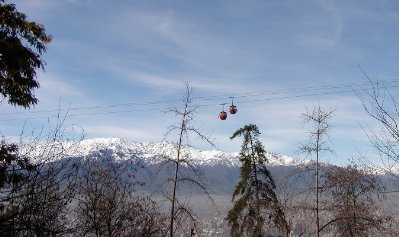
{"left": 54, "top": 137, "right": 312, "bottom": 167}
{"left": 25, "top": 137, "right": 399, "bottom": 195}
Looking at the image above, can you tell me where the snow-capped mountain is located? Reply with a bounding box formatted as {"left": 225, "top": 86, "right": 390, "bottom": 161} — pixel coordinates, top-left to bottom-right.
{"left": 56, "top": 137, "right": 310, "bottom": 167}
{"left": 41, "top": 138, "right": 313, "bottom": 194}
{"left": 26, "top": 138, "right": 398, "bottom": 195}
{"left": 24, "top": 137, "right": 313, "bottom": 194}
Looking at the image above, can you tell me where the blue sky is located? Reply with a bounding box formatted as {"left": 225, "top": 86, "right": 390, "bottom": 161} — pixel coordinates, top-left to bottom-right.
{"left": 1, "top": 0, "right": 399, "bottom": 165}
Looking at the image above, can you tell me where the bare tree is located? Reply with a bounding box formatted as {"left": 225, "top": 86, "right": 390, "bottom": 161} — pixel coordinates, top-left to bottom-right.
{"left": 0, "top": 113, "right": 83, "bottom": 236}
{"left": 357, "top": 73, "right": 399, "bottom": 175}
{"left": 320, "top": 162, "right": 387, "bottom": 236}
{"left": 299, "top": 105, "right": 334, "bottom": 237}
{"left": 272, "top": 163, "right": 317, "bottom": 237}
{"left": 162, "top": 83, "right": 216, "bottom": 237}
{"left": 12, "top": 156, "right": 79, "bottom": 235}
{"left": 74, "top": 153, "right": 166, "bottom": 237}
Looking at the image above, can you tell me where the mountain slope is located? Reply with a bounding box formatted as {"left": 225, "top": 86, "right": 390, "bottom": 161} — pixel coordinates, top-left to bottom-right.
{"left": 30, "top": 138, "right": 397, "bottom": 195}
{"left": 61, "top": 137, "right": 311, "bottom": 167}
{"left": 43, "top": 138, "right": 312, "bottom": 194}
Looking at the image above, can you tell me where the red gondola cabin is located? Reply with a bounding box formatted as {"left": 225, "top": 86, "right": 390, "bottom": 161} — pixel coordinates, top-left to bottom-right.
{"left": 229, "top": 105, "right": 237, "bottom": 114}
{"left": 219, "top": 111, "right": 227, "bottom": 120}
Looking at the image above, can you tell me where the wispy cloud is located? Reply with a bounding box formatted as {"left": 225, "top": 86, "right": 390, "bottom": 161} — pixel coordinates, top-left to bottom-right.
{"left": 84, "top": 125, "right": 162, "bottom": 141}
{"left": 38, "top": 73, "right": 84, "bottom": 98}
{"left": 4, "top": 0, "right": 399, "bottom": 165}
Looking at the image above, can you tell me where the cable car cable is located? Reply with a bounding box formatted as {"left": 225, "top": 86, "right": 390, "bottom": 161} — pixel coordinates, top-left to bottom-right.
{"left": 1, "top": 79, "right": 397, "bottom": 117}
{"left": 2, "top": 83, "right": 397, "bottom": 122}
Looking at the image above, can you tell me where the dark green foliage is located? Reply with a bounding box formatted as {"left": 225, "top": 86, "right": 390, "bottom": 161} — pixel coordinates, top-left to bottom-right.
{"left": 0, "top": 0, "right": 52, "bottom": 108}
{"left": 0, "top": 138, "right": 35, "bottom": 235}
{"left": 0, "top": 139, "right": 33, "bottom": 190}
{"left": 226, "top": 124, "right": 289, "bottom": 237}
{"left": 0, "top": 139, "right": 80, "bottom": 236}
{"left": 0, "top": 1, "right": 53, "bottom": 233}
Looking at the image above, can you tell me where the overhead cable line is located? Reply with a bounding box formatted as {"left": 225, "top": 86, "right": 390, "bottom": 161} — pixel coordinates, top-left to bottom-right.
{"left": 2, "top": 83, "right": 398, "bottom": 122}
{"left": 0, "top": 98, "right": 182, "bottom": 116}
{"left": 1, "top": 79, "right": 398, "bottom": 117}
{"left": 194, "top": 79, "right": 399, "bottom": 101}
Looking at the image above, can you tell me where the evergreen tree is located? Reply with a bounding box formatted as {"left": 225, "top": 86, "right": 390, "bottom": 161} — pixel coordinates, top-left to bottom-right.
{"left": 226, "top": 124, "right": 289, "bottom": 237}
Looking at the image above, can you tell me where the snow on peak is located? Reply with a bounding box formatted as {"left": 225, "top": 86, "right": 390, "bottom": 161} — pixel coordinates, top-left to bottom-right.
{"left": 38, "top": 137, "right": 310, "bottom": 167}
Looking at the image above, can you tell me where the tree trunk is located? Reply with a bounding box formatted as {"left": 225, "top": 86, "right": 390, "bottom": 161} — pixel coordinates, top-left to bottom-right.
{"left": 316, "top": 132, "right": 320, "bottom": 237}
{"left": 170, "top": 102, "right": 188, "bottom": 237}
